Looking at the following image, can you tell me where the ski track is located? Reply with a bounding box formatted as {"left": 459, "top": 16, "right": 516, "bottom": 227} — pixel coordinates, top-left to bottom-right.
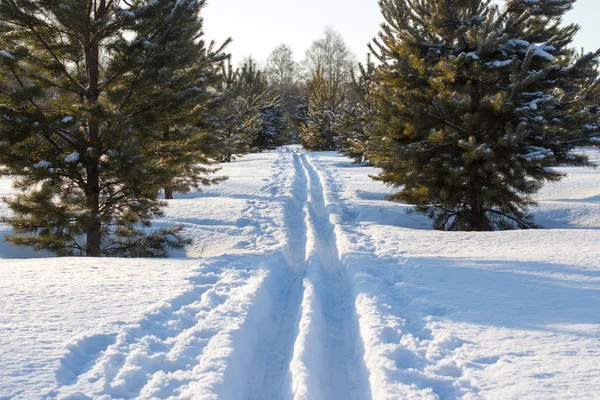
{"left": 248, "top": 149, "right": 370, "bottom": 400}
{"left": 246, "top": 149, "right": 306, "bottom": 400}
{"left": 297, "top": 152, "right": 369, "bottom": 400}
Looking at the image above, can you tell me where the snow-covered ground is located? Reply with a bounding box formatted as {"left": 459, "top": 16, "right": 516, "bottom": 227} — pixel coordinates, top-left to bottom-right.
{"left": 1, "top": 147, "right": 599, "bottom": 399}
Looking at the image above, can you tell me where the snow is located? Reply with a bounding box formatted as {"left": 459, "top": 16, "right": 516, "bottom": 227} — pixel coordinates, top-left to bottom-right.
{"left": 311, "top": 149, "right": 600, "bottom": 399}
{"left": 0, "top": 258, "right": 201, "bottom": 398}
{"left": 527, "top": 94, "right": 554, "bottom": 110}
{"left": 504, "top": 38, "right": 555, "bottom": 61}
{"left": 465, "top": 52, "right": 479, "bottom": 60}
{"left": 32, "top": 160, "right": 52, "bottom": 169}
{"left": 0, "top": 50, "right": 14, "bottom": 60}
{"left": 487, "top": 59, "right": 512, "bottom": 68}
{"left": 1, "top": 147, "right": 600, "bottom": 399}
{"left": 531, "top": 46, "right": 554, "bottom": 61}
{"left": 507, "top": 39, "right": 530, "bottom": 47}
{"left": 64, "top": 152, "right": 79, "bottom": 163}
{"left": 520, "top": 146, "right": 553, "bottom": 161}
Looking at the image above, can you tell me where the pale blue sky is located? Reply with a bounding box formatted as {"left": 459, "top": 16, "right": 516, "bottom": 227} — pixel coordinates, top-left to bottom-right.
{"left": 203, "top": 0, "right": 599, "bottom": 64}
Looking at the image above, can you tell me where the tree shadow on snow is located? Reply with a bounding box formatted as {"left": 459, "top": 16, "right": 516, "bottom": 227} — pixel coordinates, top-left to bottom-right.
{"left": 365, "top": 253, "right": 600, "bottom": 333}
{"left": 344, "top": 250, "right": 600, "bottom": 398}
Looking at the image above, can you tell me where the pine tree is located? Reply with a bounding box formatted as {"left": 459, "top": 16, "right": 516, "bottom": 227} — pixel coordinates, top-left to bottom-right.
{"left": 158, "top": 39, "right": 229, "bottom": 200}
{"left": 336, "top": 60, "right": 376, "bottom": 164}
{"left": 0, "top": 0, "right": 227, "bottom": 256}
{"left": 292, "top": 95, "right": 310, "bottom": 144}
{"left": 253, "top": 102, "right": 289, "bottom": 151}
{"left": 367, "top": 0, "right": 600, "bottom": 231}
{"left": 299, "top": 67, "right": 345, "bottom": 151}
{"left": 212, "top": 59, "right": 276, "bottom": 162}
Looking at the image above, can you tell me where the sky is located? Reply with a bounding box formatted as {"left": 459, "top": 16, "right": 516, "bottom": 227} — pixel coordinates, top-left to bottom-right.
{"left": 203, "top": 0, "right": 600, "bottom": 66}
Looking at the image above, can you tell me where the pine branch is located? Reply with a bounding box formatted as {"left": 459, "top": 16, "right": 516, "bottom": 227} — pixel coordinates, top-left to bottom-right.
{"left": 5, "top": 0, "right": 85, "bottom": 93}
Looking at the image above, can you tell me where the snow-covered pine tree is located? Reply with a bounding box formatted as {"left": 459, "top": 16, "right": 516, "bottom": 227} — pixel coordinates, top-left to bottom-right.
{"left": 212, "top": 59, "right": 276, "bottom": 162}
{"left": 254, "top": 102, "right": 289, "bottom": 151}
{"left": 503, "top": 0, "right": 600, "bottom": 145}
{"left": 335, "top": 60, "right": 376, "bottom": 164}
{"left": 299, "top": 67, "right": 345, "bottom": 151}
{"left": 159, "top": 41, "right": 229, "bottom": 200}
{"left": 0, "top": 0, "right": 227, "bottom": 256}
{"left": 367, "top": 0, "right": 600, "bottom": 231}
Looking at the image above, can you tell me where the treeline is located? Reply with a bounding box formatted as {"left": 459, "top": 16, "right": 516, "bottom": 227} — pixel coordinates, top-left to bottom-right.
{"left": 251, "top": 27, "right": 368, "bottom": 158}
{"left": 224, "top": 26, "right": 362, "bottom": 156}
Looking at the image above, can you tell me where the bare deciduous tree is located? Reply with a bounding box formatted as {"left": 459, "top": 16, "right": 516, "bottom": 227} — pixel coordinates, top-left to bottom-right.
{"left": 266, "top": 44, "right": 298, "bottom": 91}
{"left": 304, "top": 26, "right": 356, "bottom": 84}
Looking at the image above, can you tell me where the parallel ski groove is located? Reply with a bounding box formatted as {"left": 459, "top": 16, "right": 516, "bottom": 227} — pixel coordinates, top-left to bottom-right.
{"left": 250, "top": 149, "right": 370, "bottom": 400}
{"left": 303, "top": 153, "right": 373, "bottom": 400}
{"left": 247, "top": 149, "right": 308, "bottom": 400}
{"left": 299, "top": 153, "right": 367, "bottom": 400}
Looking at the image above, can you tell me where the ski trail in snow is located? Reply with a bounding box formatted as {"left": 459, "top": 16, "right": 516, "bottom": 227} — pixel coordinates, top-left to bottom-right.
{"left": 281, "top": 151, "right": 370, "bottom": 400}
{"left": 248, "top": 148, "right": 370, "bottom": 400}
{"left": 50, "top": 147, "right": 372, "bottom": 400}
{"left": 247, "top": 149, "right": 307, "bottom": 400}
{"left": 299, "top": 153, "right": 370, "bottom": 400}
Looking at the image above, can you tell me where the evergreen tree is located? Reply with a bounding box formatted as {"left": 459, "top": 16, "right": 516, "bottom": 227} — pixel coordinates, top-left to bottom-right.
{"left": 265, "top": 44, "right": 303, "bottom": 144}
{"left": 254, "top": 102, "right": 288, "bottom": 151}
{"left": 291, "top": 95, "right": 310, "bottom": 144}
{"left": 159, "top": 43, "right": 229, "bottom": 200}
{"left": 367, "top": 0, "right": 600, "bottom": 231}
{"left": 212, "top": 58, "right": 276, "bottom": 161}
{"left": 299, "top": 67, "right": 345, "bottom": 151}
{"left": 0, "top": 0, "right": 227, "bottom": 256}
{"left": 336, "top": 60, "right": 376, "bottom": 164}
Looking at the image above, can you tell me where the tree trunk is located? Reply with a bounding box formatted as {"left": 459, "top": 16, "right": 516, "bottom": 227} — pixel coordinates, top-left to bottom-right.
{"left": 86, "top": 167, "right": 102, "bottom": 256}
{"left": 468, "top": 199, "right": 489, "bottom": 231}
{"left": 469, "top": 79, "right": 480, "bottom": 114}
{"left": 163, "top": 128, "right": 173, "bottom": 199}
{"left": 84, "top": 0, "right": 104, "bottom": 256}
